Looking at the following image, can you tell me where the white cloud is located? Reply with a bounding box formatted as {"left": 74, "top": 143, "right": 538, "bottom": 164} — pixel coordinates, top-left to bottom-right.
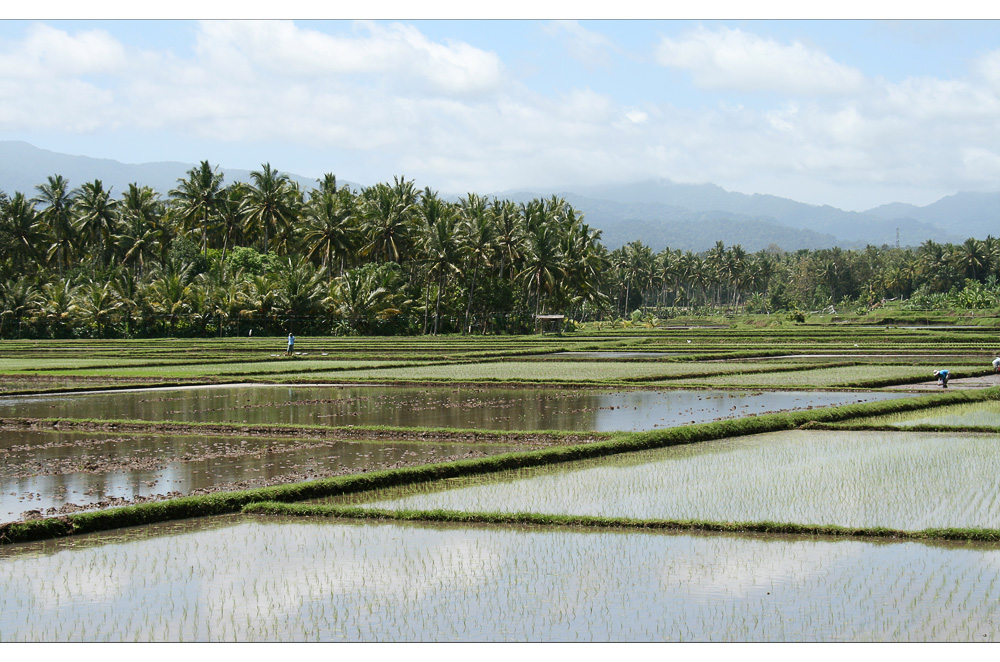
{"left": 655, "top": 26, "right": 866, "bottom": 96}
{"left": 194, "top": 20, "right": 504, "bottom": 95}
{"left": 971, "top": 48, "right": 1000, "bottom": 90}
{"left": 16, "top": 23, "right": 125, "bottom": 76}
{"left": 1, "top": 21, "right": 999, "bottom": 210}
{"left": 544, "top": 20, "right": 616, "bottom": 68}
{"left": 624, "top": 109, "right": 648, "bottom": 124}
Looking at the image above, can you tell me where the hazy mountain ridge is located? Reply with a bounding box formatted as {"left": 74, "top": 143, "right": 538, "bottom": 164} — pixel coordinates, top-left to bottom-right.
{"left": 867, "top": 191, "right": 1000, "bottom": 239}
{"left": 2, "top": 141, "right": 994, "bottom": 252}
{"left": 501, "top": 180, "right": 965, "bottom": 249}
{"left": 0, "top": 141, "right": 354, "bottom": 198}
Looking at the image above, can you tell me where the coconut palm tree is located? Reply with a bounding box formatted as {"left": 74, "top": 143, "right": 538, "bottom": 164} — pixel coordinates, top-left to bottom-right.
{"left": 361, "top": 177, "right": 418, "bottom": 264}
{"left": 39, "top": 280, "right": 79, "bottom": 338}
{"left": 73, "top": 279, "right": 122, "bottom": 338}
{"left": 273, "top": 256, "right": 325, "bottom": 333}
{"left": 148, "top": 269, "right": 193, "bottom": 336}
{"left": 519, "top": 208, "right": 565, "bottom": 324}
{"left": 169, "top": 161, "right": 224, "bottom": 254}
{"left": 326, "top": 264, "right": 409, "bottom": 335}
{"left": 0, "top": 192, "right": 44, "bottom": 276}
{"left": 0, "top": 278, "right": 41, "bottom": 338}
{"left": 33, "top": 174, "right": 76, "bottom": 277}
{"left": 458, "top": 192, "right": 495, "bottom": 333}
{"left": 302, "top": 184, "right": 358, "bottom": 283}
{"left": 74, "top": 180, "right": 118, "bottom": 271}
{"left": 420, "top": 196, "right": 463, "bottom": 334}
{"left": 245, "top": 163, "right": 297, "bottom": 255}
{"left": 115, "top": 184, "right": 163, "bottom": 284}
{"left": 216, "top": 183, "right": 250, "bottom": 265}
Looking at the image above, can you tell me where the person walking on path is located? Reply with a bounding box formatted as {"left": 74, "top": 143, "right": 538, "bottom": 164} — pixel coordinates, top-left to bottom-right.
{"left": 286, "top": 333, "right": 295, "bottom": 356}
{"left": 992, "top": 357, "right": 1000, "bottom": 373}
{"left": 933, "top": 369, "right": 950, "bottom": 388}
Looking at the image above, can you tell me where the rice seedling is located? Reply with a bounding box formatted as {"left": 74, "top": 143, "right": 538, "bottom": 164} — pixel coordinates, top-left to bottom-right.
{"left": 312, "top": 429, "right": 1000, "bottom": 530}
{"left": 860, "top": 401, "right": 1000, "bottom": 429}
{"left": 2, "top": 516, "right": 999, "bottom": 641}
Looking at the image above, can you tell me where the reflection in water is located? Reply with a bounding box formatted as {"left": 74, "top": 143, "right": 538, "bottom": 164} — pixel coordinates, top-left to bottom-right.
{"left": 1, "top": 518, "right": 999, "bottom": 641}
{"left": 0, "top": 385, "right": 907, "bottom": 431}
{"left": 351, "top": 430, "right": 1000, "bottom": 530}
{"left": 0, "top": 429, "right": 521, "bottom": 523}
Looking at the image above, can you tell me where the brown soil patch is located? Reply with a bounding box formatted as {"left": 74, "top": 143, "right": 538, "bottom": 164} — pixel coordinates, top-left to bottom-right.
{"left": 0, "top": 418, "right": 606, "bottom": 525}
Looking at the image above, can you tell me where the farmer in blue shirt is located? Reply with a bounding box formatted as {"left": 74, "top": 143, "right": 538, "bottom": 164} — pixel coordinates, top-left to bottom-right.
{"left": 933, "top": 369, "right": 949, "bottom": 388}
{"left": 286, "top": 333, "right": 295, "bottom": 356}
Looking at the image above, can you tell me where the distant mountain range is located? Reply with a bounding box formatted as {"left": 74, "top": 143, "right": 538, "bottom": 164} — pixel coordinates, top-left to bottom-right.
{"left": 2, "top": 140, "right": 997, "bottom": 252}
{"left": 0, "top": 141, "right": 350, "bottom": 202}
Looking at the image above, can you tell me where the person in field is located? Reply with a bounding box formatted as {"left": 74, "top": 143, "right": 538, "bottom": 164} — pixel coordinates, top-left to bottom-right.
{"left": 992, "top": 357, "right": 1000, "bottom": 373}
{"left": 933, "top": 369, "right": 949, "bottom": 388}
{"left": 286, "top": 333, "right": 295, "bottom": 356}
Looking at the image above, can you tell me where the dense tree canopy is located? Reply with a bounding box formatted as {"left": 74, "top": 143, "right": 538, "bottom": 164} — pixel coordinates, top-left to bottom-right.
{"left": 2, "top": 164, "right": 999, "bottom": 339}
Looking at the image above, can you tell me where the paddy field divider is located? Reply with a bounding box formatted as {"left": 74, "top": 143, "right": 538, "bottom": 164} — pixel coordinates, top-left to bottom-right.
{"left": 240, "top": 503, "right": 1000, "bottom": 543}
{"left": 3, "top": 386, "right": 999, "bottom": 545}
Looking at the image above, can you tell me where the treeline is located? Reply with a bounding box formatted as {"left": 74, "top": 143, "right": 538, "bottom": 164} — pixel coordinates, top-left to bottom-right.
{"left": 0, "top": 164, "right": 605, "bottom": 338}
{"left": 1, "top": 161, "right": 999, "bottom": 339}
{"left": 613, "top": 237, "right": 1000, "bottom": 318}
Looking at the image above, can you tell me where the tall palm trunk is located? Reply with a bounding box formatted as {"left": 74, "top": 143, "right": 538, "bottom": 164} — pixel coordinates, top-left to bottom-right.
{"left": 463, "top": 261, "right": 480, "bottom": 334}
{"left": 433, "top": 273, "right": 445, "bottom": 335}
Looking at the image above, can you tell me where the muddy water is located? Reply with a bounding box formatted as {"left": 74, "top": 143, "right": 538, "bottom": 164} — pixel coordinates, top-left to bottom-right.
{"left": 1, "top": 517, "right": 998, "bottom": 641}
{"left": 0, "top": 385, "right": 908, "bottom": 431}
{"left": 0, "top": 429, "right": 523, "bottom": 523}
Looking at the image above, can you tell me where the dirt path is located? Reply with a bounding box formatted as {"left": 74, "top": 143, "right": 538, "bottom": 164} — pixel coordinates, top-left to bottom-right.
{"left": 887, "top": 373, "right": 1000, "bottom": 391}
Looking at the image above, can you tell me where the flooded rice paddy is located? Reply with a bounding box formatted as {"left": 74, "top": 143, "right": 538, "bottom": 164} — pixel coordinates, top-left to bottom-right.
{"left": 2, "top": 516, "right": 999, "bottom": 642}
{"left": 0, "top": 428, "right": 526, "bottom": 523}
{"left": 0, "top": 385, "right": 907, "bottom": 431}
{"left": 341, "top": 430, "right": 1000, "bottom": 530}
{"left": 865, "top": 401, "right": 1000, "bottom": 428}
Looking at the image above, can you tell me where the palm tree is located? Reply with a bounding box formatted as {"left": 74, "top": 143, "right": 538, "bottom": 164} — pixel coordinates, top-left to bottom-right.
{"left": 33, "top": 175, "right": 76, "bottom": 276}
{"left": 74, "top": 180, "right": 118, "bottom": 271}
{"left": 73, "top": 279, "right": 122, "bottom": 337}
{"left": 361, "top": 177, "right": 418, "bottom": 264}
{"left": 245, "top": 163, "right": 297, "bottom": 255}
{"left": 326, "top": 265, "right": 406, "bottom": 335}
{"left": 216, "top": 183, "right": 250, "bottom": 265}
{"left": 458, "top": 193, "right": 496, "bottom": 333}
{"left": 492, "top": 198, "right": 525, "bottom": 282}
{"left": 0, "top": 192, "right": 44, "bottom": 275}
{"left": 273, "top": 256, "right": 325, "bottom": 333}
{"left": 115, "top": 184, "right": 162, "bottom": 284}
{"left": 39, "top": 280, "right": 79, "bottom": 338}
{"left": 302, "top": 184, "right": 358, "bottom": 283}
{"left": 952, "top": 237, "right": 987, "bottom": 281}
{"left": 149, "top": 270, "right": 193, "bottom": 336}
{"left": 421, "top": 197, "right": 463, "bottom": 334}
{"left": 169, "top": 161, "right": 224, "bottom": 254}
{"left": 519, "top": 208, "right": 565, "bottom": 325}
{"left": 0, "top": 278, "right": 41, "bottom": 338}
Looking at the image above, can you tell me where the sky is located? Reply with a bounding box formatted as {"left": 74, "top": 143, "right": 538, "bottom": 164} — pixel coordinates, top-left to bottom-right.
{"left": 1, "top": 4, "right": 999, "bottom": 211}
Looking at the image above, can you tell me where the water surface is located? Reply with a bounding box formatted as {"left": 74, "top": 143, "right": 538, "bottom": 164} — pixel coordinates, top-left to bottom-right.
{"left": 1, "top": 517, "right": 997, "bottom": 641}
{"left": 0, "top": 428, "right": 521, "bottom": 523}
{"left": 345, "top": 430, "right": 1000, "bottom": 530}
{"left": 0, "top": 385, "right": 907, "bottom": 431}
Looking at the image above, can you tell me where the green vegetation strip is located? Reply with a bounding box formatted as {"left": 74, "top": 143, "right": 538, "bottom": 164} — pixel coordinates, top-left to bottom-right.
{"left": 240, "top": 502, "right": 1000, "bottom": 543}
{"left": 3, "top": 386, "right": 998, "bottom": 545}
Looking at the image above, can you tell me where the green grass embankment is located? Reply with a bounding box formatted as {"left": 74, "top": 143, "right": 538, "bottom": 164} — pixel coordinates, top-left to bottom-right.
{"left": 241, "top": 502, "right": 1000, "bottom": 543}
